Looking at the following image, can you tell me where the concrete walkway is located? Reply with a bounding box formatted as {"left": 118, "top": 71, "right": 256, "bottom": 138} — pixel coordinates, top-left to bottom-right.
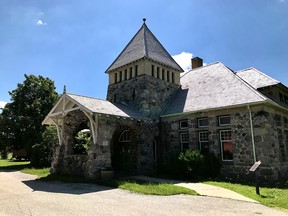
{"left": 133, "top": 176, "right": 258, "bottom": 203}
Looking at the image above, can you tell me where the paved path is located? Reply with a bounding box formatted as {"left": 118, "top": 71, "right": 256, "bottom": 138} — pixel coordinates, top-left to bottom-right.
{"left": 0, "top": 170, "right": 287, "bottom": 216}
{"left": 133, "top": 176, "right": 257, "bottom": 203}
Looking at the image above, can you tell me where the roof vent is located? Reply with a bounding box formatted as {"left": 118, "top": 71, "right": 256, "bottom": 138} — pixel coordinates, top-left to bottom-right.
{"left": 192, "top": 57, "right": 203, "bottom": 69}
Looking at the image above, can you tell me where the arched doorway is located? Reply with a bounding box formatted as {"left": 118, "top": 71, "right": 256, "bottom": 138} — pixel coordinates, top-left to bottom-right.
{"left": 111, "top": 128, "right": 137, "bottom": 175}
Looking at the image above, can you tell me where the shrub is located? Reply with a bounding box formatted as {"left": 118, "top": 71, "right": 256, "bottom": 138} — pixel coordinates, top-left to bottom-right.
{"left": 0, "top": 150, "right": 8, "bottom": 159}
{"left": 178, "top": 150, "right": 205, "bottom": 178}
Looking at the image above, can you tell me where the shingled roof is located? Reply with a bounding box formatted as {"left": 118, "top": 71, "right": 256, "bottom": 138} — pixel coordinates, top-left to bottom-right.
{"left": 161, "top": 62, "right": 269, "bottom": 116}
{"left": 237, "top": 68, "right": 280, "bottom": 89}
{"left": 106, "top": 20, "right": 183, "bottom": 72}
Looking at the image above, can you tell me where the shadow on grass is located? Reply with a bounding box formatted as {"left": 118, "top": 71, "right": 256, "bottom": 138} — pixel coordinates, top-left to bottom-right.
{"left": 0, "top": 160, "right": 31, "bottom": 171}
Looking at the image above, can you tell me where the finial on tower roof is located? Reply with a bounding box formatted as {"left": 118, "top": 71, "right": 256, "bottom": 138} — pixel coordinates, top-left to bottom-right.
{"left": 143, "top": 18, "right": 146, "bottom": 24}
{"left": 63, "top": 85, "right": 66, "bottom": 94}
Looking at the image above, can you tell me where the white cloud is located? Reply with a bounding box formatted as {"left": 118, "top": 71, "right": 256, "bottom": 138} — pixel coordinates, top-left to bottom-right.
{"left": 172, "top": 52, "right": 193, "bottom": 72}
{"left": 36, "top": 19, "right": 47, "bottom": 26}
{"left": 0, "top": 101, "right": 7, "bottom": 109}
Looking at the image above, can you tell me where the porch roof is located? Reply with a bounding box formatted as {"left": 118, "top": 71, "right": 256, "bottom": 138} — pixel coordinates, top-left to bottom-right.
{"left": 42, "top": 93, "right": 150, "bottom": 125}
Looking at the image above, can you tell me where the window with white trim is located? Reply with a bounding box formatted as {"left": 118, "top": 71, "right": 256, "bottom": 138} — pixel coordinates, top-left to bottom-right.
{"left": 180, "top": 132, "right": 189, "bottom": 151}
{"left": 219, "top": 116, "right": 231, "bottom": 126}
{"left": 199, "top": 131, "right": 209, "bottom": 153}
{"left": 220, "top": 130, "right": 233, "bottom": 161}
{"left": 179, "top": 120, "right": 188, "bottom": 129}
{"left": 119, "top": 130, "right": 131, "bottom": 142}
{"left": 198, "top": 118, "right": 208, "bottom": 128}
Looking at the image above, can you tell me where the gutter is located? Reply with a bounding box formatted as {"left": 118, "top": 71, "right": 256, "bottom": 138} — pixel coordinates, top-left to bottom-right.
{"left": 248, "top": 105, "right": 256, "bottom": 163}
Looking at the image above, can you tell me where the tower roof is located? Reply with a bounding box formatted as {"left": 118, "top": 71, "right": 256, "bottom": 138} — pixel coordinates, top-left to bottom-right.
{"left": 106, "top": 20, "right": 183, "bottom": 72}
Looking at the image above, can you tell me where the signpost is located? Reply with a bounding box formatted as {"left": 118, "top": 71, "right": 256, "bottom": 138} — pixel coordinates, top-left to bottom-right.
{"left": 249, "top": 161, "right": 261, "bottom": 195}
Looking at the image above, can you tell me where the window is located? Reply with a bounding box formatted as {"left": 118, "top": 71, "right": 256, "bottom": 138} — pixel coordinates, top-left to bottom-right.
{"left": 167, "top": 71, "right": 170, "bottom": 82}
{"left": 219, "top": 116, "right": 230, "bottom": 126}
{"left": 129, "top": 67, "right": 133, "bottom": 79}
{"left": 119, "top": 130, "right": 131, "bottom": 142}
{"left": 119, "top": 71, "right": 122, "bottom": 82}
{"left": 162, "top": 69, "right": 165, "bottom": 81}
{"left": 135, "top": 65, "right": 138, "bottom": 77}
{"left": 198, "top": 118, "right": 208, "bottom": 128}
{"left": 179, "top": 120, "right": 188, "bottom": 129}
{"left": 180, "top": 132, "right": 189, "bottom": 151}
{"left": 172, "top": 72, "right": 175, "bottom": 83}
{"left": 220, "top": 130, "right": 233, "bottom": 161}
{"left": 151, "top": 65, "right": 155, "bottom": 77}
{"left": 157, "top": 67, "right": 160, "bottom": 78}
{"left": 124, "top": 69, "right": 127, "bottom": 80}
{"left": 114, "top": 73, "right": 118, "bottom": 83}
{"left": 199, "top": 131, "right": 209, "bottom": 153}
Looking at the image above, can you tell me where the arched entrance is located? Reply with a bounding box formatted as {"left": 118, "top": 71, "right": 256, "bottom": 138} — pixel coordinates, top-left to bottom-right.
{"left": 111, "top": 128, "right": 137, "bottom": 175}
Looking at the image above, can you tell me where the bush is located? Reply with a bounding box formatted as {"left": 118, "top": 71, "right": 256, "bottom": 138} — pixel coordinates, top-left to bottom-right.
{"left": 179, "top": 150, "right": 205, "bottom": 178}
{"left": 0, "top": 150, "right": 8, "bottom": 159}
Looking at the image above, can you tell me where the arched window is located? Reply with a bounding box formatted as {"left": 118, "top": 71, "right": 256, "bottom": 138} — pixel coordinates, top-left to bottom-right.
{"left": 119, "top": 130, "right": 131, "bottom": 142}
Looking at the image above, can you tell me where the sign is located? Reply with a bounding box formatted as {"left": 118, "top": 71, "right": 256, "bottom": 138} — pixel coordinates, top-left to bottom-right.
{"left": 249, "top": 160, "right": 261, "bottom": 172}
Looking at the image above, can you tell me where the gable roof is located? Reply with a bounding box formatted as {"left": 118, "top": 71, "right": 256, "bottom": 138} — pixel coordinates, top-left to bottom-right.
{"left": 106, "top": 22, "right": 183, "bottom": 72}
{"left": 43, "top": 93, "right": 150, "bottom": 125}
{"left": 161, "top": 62, "right": 269, "bottom": 116}
{"left": 237, "top": 68, "right": 280, "bottom": 89}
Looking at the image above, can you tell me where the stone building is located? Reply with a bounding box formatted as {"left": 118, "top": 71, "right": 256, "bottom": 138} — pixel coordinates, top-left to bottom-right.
{"left": 43, "top": 20, "right": 288, "bottom": 182}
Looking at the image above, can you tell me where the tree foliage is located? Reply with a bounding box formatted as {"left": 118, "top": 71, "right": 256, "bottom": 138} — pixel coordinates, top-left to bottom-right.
{"left": 0, "top": 74, "right": 59, "bottom": 153}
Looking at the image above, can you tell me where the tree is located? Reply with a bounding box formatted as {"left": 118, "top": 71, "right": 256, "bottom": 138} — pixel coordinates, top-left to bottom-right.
{"left": 0, "top": 74, "right": 59, "bottom": 154}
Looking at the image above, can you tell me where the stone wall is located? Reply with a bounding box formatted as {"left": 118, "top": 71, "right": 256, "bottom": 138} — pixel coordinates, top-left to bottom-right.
{"left": 160, "top": 105, "right": 288, "bottom": 182}
{"left": 107, "top": 74, "right": 179, "bottom": 119}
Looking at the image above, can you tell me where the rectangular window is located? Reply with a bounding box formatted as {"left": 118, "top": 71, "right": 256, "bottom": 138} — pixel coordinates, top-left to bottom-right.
{"left": 167, "top": 71, "right": 170, "bottom": 82}
{"left": 172, "top": 72, "right": 175, "bottom": 83}
{"left": 198, "top": 118, "right": 208, "bottom": 128}
{"left": 119, "top": 71, "right": 122, "bottom": 82}
{"left": 219, "top": 116, "right": 231, "bottom": 126}
{"left": 129, "top": 67, "right": 133, "bottom": 79}
{"left": 179, "top": 120, "right": 188, "bottom": 129}
{"left": 162, "top": 69, "right": 165, "bottom": 81}
{"left": 151, "top": 65, "right": 155, "bottom": 77}
{"left": 180, "top": 132, "right": 189, "bottom": 151}
{"left": 199, "top": 131, "right": 209, "bottom": 153}
{"left": 280, "top": 93, "right": 284, "bottom": 102}
{"left": 124, "top": 69, "right": 127, "bottom": 80}
{"left": 114, "top": 73, "right": 118, "bottom": 83}
{"left": 157, "top": 67, "right": 160, "bottom": 78}
{"left": 135, "top": 65, "right": 138, "bottom": 77}
{"left": 220, "top": 130, "right": 233, "bottom": 161}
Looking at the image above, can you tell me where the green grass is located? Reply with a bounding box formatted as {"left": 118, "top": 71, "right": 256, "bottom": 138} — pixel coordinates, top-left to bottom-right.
{"left": 118, "top": 180, "right": 198, "bottom": 196}
{"left": 21, "top": 167, "right": 51, "bottom": 178}
{"left": 0, "top": 158, "right": 30, "bottom": 170}
{"left": 205, "top": 181, "right": 288, "bottom": 211}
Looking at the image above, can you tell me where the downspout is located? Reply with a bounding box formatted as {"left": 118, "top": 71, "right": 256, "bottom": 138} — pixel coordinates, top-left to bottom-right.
{"left": 248, "top": 105, "right": 256, "bottom": 163}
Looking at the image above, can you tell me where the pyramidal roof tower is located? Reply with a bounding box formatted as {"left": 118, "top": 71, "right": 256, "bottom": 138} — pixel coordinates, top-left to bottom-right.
{"left": 106, "top": 19, "right": 183, "bottom": 119}
{"left": 106, "top": 18, "right": 183, "bottom": 72}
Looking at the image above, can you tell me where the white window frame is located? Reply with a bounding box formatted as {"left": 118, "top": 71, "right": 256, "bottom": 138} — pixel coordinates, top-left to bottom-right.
{"left": 180, "top": 132, "right": 189, "bottom": 151}
{"left": 219, "top": 116, "right": 231, "bottom": 126}
{"left": 119, "top": 130, "right": 131, "bottom": 142}
{"left": 179, "top": 120, "right": 188, "bottom": 129}
{"left": 198, "top": 131, "right": 209, "bottom": 152}
{"left": 220, "top": 130, "right": 233, "bottom": 161}
{"left": 198, "top": 118, "right": 208, "bottom": 128}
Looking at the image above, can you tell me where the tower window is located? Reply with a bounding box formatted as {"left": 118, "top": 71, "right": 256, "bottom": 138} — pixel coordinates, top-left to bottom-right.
{"left": 114, "top": 73, "right": 118, "bottom": 83}
{"left": 124, "top": 69, "right": 127, "bottom": 80}
{"left": 151, "top": 65, "right": 155, "bottom": 77}
{"left": 129, "top": 67, "right": 133, "bottom": 79}
{"left": 135, "top": 65, "right": 138, "bottom": 77}
{"left": 119, "top": 71, "right": 122, "bottom": 82}
{"left": 172, "top": 72, "right": 175, "bottom": 83}
{"left": 157, "top": 67, "right": 160, "bottom": 78}
{"left": 167, "top": 71, "right": 170, "bottom": 82}
{"left": 162, "top": 69, "right": 165, "bottom": 81}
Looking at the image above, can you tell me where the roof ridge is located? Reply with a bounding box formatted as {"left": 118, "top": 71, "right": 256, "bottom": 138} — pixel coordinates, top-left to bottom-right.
{"left": 66, "top": 92, "right": 108, "bottom": 102}
{"left": 180, "top": 62, "right": 221, "bottom": 79}
{"left": 240, "top": 67, "right": 280, "bottom": 84}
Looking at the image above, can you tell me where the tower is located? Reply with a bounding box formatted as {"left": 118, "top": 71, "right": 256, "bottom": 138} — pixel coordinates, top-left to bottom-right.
{"left": 106, "top": 19, "right": 183, "bottom": 119}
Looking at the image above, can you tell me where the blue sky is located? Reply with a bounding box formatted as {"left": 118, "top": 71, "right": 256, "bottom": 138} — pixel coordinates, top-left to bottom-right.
{"left": 1, "top": 0, "right": 288, "bottom": 108}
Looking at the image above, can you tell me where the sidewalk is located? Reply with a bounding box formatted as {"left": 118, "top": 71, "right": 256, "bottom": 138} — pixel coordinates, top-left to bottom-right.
{"left": 133, "top": 176, "right": 258, "bottom": 203}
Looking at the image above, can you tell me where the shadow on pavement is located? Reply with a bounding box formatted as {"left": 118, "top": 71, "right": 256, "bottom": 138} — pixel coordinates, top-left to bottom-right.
{"left": 22, "top": 179, "right": 116, "bottom": 195}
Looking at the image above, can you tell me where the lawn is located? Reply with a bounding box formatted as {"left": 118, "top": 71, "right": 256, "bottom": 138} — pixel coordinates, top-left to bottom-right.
{"left": 205, "top": 181, "right": 288, "bottom": 211}
{"left": 0, "top": 157, "right": 30, "bottom": 170}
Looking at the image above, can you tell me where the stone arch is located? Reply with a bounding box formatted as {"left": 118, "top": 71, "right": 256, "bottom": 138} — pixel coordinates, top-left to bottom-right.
{"left": 110, "top": 126, "right": 138, "bottom": 175}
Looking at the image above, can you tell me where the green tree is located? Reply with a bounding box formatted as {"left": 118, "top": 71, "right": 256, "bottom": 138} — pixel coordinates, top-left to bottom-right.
{"left": 0, "top": 74, "right": 58, "bottom": 154}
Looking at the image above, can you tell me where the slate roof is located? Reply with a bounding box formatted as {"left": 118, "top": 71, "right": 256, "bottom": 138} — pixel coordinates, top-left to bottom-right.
{"left": 237, "top": 68, "right": 280, "bottom": 89}
{"left": 67, "top": 93, "right": 149, "bottom": 120}
{"left": 106, "top": 22, "right": 183, "bottom": 72}
{"left": 161, "top": 62, "right": 269, "bottom": 116}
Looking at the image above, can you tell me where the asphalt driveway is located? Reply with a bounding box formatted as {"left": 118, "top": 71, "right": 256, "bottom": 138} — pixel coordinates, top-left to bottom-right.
{"left": 0, "top": 171, "right": 287, "bottom": 216}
